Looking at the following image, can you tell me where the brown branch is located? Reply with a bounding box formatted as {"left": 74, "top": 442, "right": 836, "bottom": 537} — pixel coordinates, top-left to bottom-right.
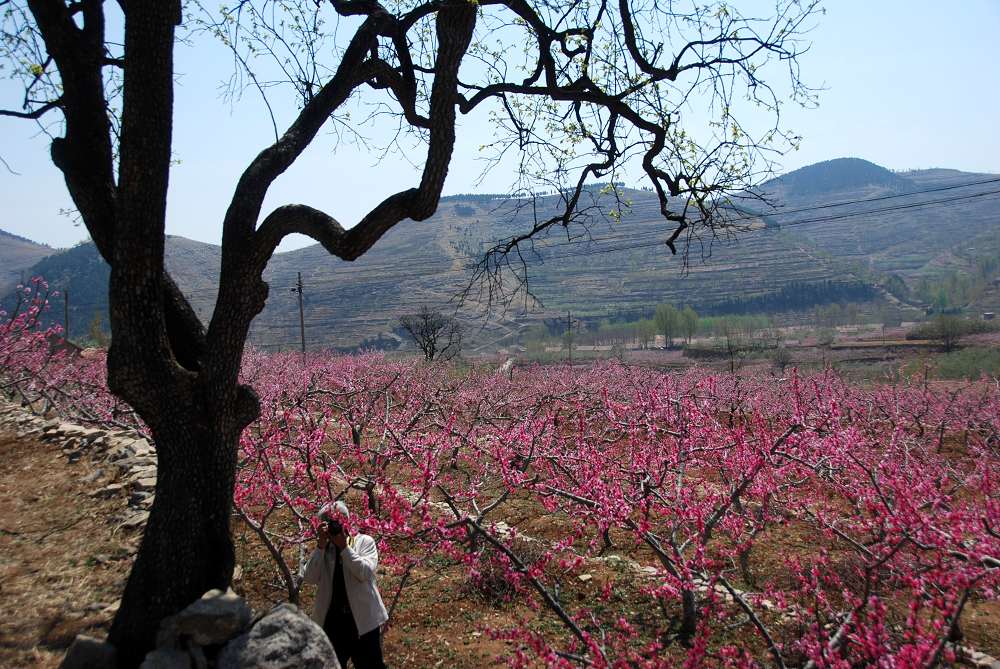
{"left": 463, "top": 516, "right": 598, "bottom": 661}
{"left": 217, "top": 18, "right": 382, "bottom": 248}
{"left": 717, "top": 576, "right": 787, "bottom": 669}
{"left": 248, "top": 0, "right": 477, "bottom": 268}
{"left": 27, "top": 0, "right": 117, "bottom": 258}
{"left": 0, "top": 98, "right": 61, "bottom": 118}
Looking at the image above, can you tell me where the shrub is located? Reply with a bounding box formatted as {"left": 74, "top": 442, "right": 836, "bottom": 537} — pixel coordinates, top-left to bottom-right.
{"left": 907, "top": 316, "right": 995, "bottom": 350}
{"left": 465, "top": 537, "right": 547, "bottom": 607}
{"left": 928, "top": 347, "right": 1000, "bottom": 380}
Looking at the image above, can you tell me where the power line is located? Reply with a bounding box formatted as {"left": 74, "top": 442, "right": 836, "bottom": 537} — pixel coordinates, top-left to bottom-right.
{"left": 279, "top": 177, "right": 1000, "bottom": 287}
{"left": 390, "top": 175, "right": 1000, "bottom": 259}
{"left": 287, "top": 190, "right": 1000, "bottom": 315}
{"left": 758, "top": 188, "right": 1000, "bottom": 230}
{"left": 22, "top": 175, "right": 1000, "bottom": 324}
{"left": 660, "top": 174, "right": 1000, "bottom": 222}
{"left": 521, "top": 181, "right": 1000, "bottom": 253}
{"left": 49, "top": 175, "right": 994, "bottom": 304}
{"left": 279, "top": 185, "right": 1000, "bottom": 288}
{"left": 544, "top": 189, "right": 1000, "bottom": 260}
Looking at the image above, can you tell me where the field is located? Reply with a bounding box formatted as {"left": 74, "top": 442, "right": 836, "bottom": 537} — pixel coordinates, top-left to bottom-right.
{"left": 2, "top": 295, "right": 999, "bottom": 668}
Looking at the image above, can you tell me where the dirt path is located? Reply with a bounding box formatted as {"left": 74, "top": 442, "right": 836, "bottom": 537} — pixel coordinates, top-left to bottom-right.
{"left": 0, "top": 428, "right": 136, "bottom": 667}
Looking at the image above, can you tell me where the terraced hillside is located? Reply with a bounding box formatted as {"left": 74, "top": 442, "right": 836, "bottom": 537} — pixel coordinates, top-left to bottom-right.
{"left": 6, "top": 158, "right": 999, "bottom": 351}
{"left": 764, "top": 163, "right": 1000, "bottom": 276}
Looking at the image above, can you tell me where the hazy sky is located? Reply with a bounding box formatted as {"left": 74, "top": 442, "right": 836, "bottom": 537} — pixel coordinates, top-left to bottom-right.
{"left": 1, "top": 0, "right": 998, "bottom": 250}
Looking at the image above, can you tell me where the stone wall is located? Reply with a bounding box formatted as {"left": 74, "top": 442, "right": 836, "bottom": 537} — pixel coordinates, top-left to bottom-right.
{"left": 1, "top": 400, "right": 338, "bottom": 669}
{"left": 0, "top": 402, "right": 155, "bottom": 531}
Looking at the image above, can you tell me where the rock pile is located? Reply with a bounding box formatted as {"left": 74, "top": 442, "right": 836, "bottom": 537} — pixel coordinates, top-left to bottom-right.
{"left": 0, "top": 399, "right": 156, "bottom": 531}
{"left": 61, "top": 589, "right": 339, "bottom": 669}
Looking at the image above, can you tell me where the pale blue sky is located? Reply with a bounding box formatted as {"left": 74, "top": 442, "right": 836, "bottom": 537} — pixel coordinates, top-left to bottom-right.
{"left": 1, "top": 0, "right": 998, "bottom": 250}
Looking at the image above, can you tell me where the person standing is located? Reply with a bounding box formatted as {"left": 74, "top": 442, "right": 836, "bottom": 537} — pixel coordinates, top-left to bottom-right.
{"left": 303, "top": 501, "right": 388, "bottom": 668}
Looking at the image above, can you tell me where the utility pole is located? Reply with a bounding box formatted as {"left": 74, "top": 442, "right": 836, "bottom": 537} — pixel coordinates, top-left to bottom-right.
{"left": 291, "top": 273, "right": 306, "bottom": 363}
{"left": 64, "top": 289, "right": 70, "bottom": 341}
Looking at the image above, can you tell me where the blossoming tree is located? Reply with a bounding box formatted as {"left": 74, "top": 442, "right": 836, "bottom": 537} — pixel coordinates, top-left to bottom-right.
{"left": 2, "top": 0, "right": 818, "bottom": 662}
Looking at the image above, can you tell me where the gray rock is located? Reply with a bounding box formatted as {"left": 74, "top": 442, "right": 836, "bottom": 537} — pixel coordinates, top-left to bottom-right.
{"left": 957, "top": 646, "right": 1000, "bottom": 669}
{"left": 127, "top": 466, "right": 158, "bottom": 480}
{"left": 60, "top": 634, "right": 117, "bottom": 669}
{"left": 80, "top": 468, "right": 105, "bottom": 484}
{"left": 105, "top": 443, "right": 135, "bottom": 460}
{"left": 116, "top": 454, "right": 157, "bottom": 467}
{"left": 131, "top": 477, "right": 157, "bottom": 492}
{"left": 92, "top": 482, "right": 127, "bottom": 498}
{"left": 84, "top": 429, "right": 107, "bottom": 442}
{"left": 189, "top": 645, "right": 208, "bottom": 669}
{"left": 139, "top": 647, "right": 191, "bottom": 669}
{"left": 119, "top": 510, "right": 150, "bottom": 528}
{"left": 157, "top": 588, "right": 252, "bottom": 648}
{"left": 217, "top": 603, "right": 338, "bottom": 669}
{"left": 129, "top": 491, "right": 154, "bottom": 507}
{"left": 64, "top": 426, "right": 105, "bottom": 442}
{"left": 131, "top": 437, "right": 154, "bottom": 455}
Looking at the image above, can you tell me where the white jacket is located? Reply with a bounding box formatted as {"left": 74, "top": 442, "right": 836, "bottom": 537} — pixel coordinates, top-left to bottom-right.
{"left": 302, "top": 533, "right": 389, "bottom": 636}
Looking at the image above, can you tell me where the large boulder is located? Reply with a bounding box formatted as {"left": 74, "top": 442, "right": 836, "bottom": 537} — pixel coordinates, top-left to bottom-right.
{"left": 216, "top": 604, "right": 338, "bottom": 669}
{"left": 157, "top": 588, "right": 252, "bottom": 648}
{"left": 138, "top": 647, "right": 192, "bottom": 669}
{"left": 60, "top": 635, "right": 117, "bottom": 669}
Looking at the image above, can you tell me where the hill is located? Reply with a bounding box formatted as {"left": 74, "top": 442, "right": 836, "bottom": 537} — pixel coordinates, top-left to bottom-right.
{"left": 5, "top": 157, "right": 999, "bottom": 350}
{"left": 760, "top": 157, "right": 914, "bottom": 199}
{"left": 0, "top": 229, "right": 52, "bottom": 295}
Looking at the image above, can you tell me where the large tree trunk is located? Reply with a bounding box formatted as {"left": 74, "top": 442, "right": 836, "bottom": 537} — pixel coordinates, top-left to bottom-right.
{"left": 96, "top": 4, "right": 261, "bottom": 664}
{"left": 107, "top": 399, "right": 240, "bottom": 666}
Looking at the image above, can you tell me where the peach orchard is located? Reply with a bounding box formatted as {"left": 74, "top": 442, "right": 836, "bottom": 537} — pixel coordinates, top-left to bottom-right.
{"left": 3, "top": 279, "right": 998, "bottom": 667}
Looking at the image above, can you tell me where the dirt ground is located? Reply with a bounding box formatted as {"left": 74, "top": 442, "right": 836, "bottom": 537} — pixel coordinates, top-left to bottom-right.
{"left": 0, "top": 425, "right": 527, "bottom": 668}
{"left": 0, "top": 421, "right": 534, "bottom": 668}
{"left": 0, "top": 430, "right": 138, "bottom": 668}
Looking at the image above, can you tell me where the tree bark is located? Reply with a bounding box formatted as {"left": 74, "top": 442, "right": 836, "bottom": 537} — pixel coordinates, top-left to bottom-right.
{"left": 96, "top": 2, "right": 257, "bottom": 665}
{"left": 108, "top": 409, "right": 239, "bottom": 666}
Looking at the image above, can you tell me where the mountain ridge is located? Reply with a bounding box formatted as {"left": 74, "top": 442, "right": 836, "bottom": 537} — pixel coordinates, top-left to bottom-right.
{"left": 5, "top": 158, "right": 999, "bottom": 350}
{"left": 761, "top": 157, "right": 915, "bottom": 199}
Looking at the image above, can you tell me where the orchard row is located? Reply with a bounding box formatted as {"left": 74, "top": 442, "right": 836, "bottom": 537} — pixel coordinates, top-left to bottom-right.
{"left": 3, "top": 279, "right": 998, "bottom": 668}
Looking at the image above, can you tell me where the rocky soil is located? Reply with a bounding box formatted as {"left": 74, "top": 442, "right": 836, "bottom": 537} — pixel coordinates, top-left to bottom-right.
{"left": 0, "top": 400, "right": 154, "bottom": 667}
